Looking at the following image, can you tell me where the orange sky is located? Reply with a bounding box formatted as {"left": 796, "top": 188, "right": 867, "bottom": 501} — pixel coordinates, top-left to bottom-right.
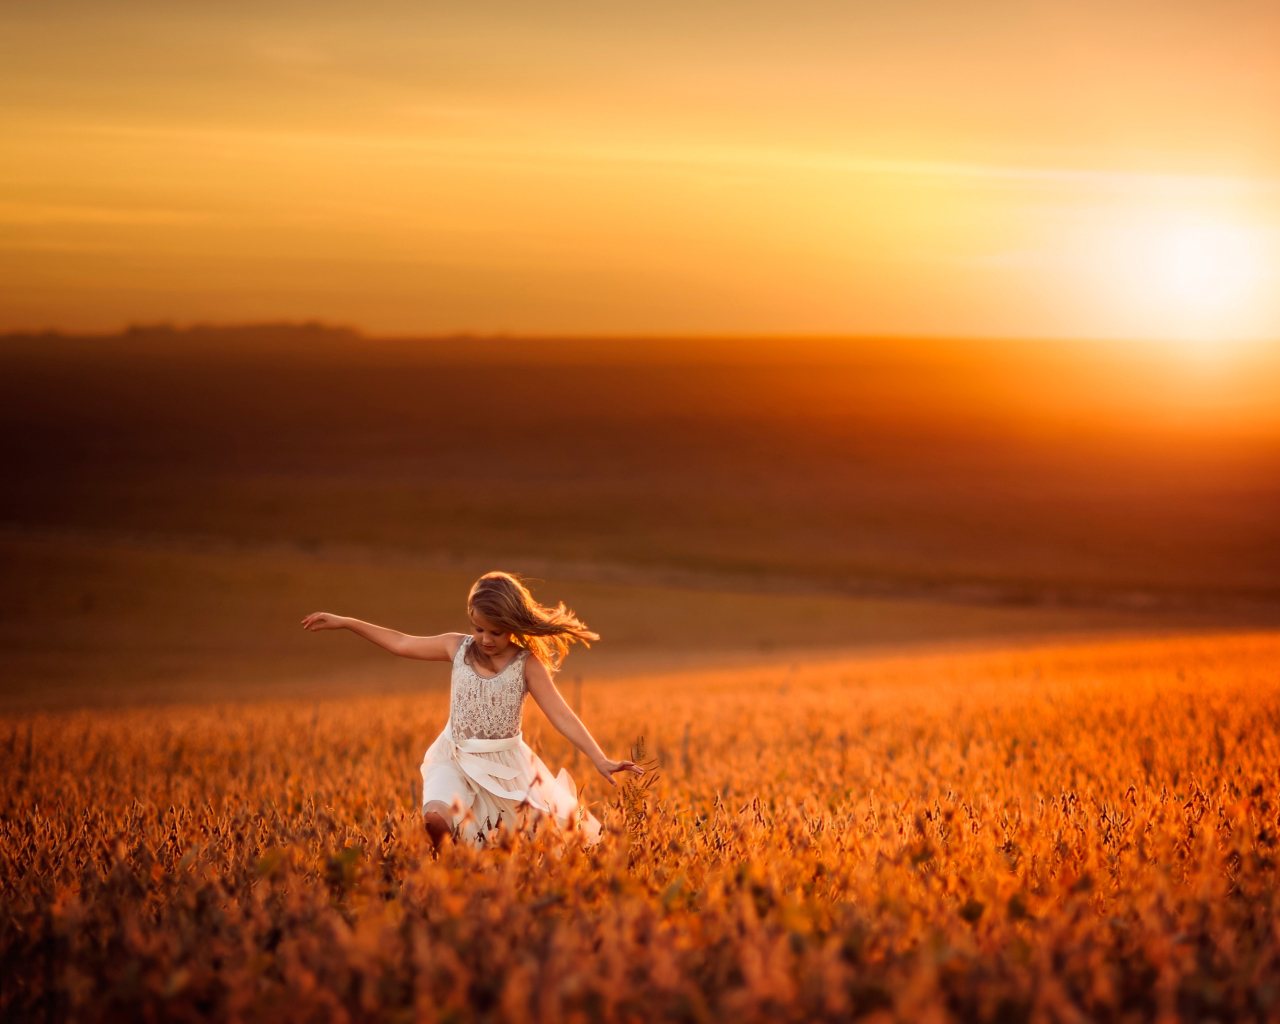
{"left": 3, "top": 0, "right": 1280, "bottom": 341}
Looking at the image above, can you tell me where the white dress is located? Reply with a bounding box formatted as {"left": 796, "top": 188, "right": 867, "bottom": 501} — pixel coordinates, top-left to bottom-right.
{"left": 419, "top": 637, "right": 602, "bottom": 845}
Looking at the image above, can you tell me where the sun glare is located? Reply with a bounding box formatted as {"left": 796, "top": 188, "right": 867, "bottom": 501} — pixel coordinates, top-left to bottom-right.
{"left": 1104, "top": 214, "right": 1272, "bottom": 349}
{"left": 1154, "top": 221, "right": 1260, "bottom": 311}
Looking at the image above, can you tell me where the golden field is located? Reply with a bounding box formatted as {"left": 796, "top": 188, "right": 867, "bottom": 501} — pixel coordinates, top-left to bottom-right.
{"left": 4, "top": 630, "right": 1280, "bottom": 1022}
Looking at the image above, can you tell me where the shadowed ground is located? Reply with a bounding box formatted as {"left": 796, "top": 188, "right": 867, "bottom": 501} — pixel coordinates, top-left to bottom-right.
{"left": 3, "top": 326, "right": 1278, "bottom": 709}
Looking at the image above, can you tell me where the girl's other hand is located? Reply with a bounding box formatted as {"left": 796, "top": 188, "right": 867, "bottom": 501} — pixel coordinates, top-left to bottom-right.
{"left": 301, "top": 612, "right": 346, "bottom": 631}
{"left": 594, "top": 758, "right": 644, "bottom": 787}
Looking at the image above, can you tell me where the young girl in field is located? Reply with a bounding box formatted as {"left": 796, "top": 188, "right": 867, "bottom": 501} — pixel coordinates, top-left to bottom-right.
{"left": 301, "top": 572, "right": 641, "bottom": 847}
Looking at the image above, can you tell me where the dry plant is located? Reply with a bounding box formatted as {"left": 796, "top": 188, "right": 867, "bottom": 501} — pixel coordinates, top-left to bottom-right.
{"left": 3, "top": 631, "right": 1280, "bottom": 1022}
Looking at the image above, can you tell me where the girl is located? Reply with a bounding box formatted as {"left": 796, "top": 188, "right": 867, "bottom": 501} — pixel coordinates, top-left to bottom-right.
{"left": 301, "top": 571, "right": 641, "bottom": 847}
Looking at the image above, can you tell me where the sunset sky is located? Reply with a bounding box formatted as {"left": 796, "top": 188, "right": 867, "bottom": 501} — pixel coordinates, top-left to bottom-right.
{"left": 3, "top": 0, "right": 1280, "bottom": 341}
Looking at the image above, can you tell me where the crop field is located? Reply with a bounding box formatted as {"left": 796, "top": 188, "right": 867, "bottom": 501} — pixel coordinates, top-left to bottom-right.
{"left": 4, "top": 630, "right": 1280, "bottom": 1022}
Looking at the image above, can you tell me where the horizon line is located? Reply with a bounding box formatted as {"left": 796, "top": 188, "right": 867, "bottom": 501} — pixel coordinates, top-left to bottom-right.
{"left": 3, "top": 320, "right": 1276, "bottom": 349}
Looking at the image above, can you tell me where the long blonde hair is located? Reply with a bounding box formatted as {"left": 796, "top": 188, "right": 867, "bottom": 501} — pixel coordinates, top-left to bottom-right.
{"left": 466, "top": 572, "right": 598, "bottom": 673}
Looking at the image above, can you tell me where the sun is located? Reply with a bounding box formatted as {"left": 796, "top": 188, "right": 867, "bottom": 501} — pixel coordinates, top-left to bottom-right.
{"left": 1150, "top": 220, "right": 1261, "bottom": 312}
{"left": 1105, "top": 213, "right": 1271, "bottom": 347}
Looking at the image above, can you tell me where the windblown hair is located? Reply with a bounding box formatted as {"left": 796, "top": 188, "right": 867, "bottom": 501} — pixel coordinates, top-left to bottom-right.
{"left": 466, "top": 572, "right": 599, "bottom": 674}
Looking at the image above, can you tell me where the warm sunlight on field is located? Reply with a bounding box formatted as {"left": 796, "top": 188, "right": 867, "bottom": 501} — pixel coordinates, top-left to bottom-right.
{"left": 5, "top": 631, "right": 1279, "bottom": 1021}
{"left": 5, "top": 1, "right": 1280, "bottom": 1020}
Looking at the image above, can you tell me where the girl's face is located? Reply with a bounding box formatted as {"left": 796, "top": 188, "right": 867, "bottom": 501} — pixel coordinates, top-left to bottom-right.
{"left": 469, "top": 610, "right": 513, "bottom": 657}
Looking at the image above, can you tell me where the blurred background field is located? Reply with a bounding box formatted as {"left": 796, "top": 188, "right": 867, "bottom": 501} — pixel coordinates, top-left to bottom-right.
{"left": 4, "top": 324, "right": 1280, "bottom": 710}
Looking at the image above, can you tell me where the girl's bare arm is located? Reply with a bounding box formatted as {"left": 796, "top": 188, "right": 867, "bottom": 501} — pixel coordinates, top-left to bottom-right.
{"left": 524, "top": 657, "right": 643, "bottom": 786}
{"left": 300, "top": 613, "right": 464, "bottom": 661}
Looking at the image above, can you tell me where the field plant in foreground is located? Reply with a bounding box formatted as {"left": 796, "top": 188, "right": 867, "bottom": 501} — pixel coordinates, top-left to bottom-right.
{"left": 3, "top": 632, "right": 1280, "bottom": 1022}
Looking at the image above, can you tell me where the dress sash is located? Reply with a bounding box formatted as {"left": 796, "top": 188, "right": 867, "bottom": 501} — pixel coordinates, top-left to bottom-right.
{"left": 442, "top": 722, "right": 529, "bottom": 801}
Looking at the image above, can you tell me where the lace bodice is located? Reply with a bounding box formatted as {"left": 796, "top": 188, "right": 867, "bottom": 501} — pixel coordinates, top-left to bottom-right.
{"left": 449, "top": 637, "right": 529, "bottom": 740}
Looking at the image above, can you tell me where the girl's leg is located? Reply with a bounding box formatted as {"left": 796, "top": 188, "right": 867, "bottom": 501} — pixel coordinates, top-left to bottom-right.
{"left": 422, "top": 800, "right": 454, "bottom": 849}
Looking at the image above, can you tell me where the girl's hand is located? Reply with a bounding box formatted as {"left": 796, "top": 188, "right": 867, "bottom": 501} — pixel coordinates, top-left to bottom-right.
{"left": 594, "top": 758, "right": 644, "bottom": 787}
{"left": 301, "top": 612, "right": 347, "bottom": 631}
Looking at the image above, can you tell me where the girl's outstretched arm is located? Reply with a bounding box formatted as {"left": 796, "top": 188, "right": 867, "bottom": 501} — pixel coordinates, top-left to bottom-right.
{"left": 300, "top": 613, "right": 464, "bottom": 661}
{"left": 524, "top": 656, "right": 643, "bottom": 786}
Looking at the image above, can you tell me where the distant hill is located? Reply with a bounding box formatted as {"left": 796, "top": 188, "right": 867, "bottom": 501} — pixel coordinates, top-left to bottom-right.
{"left": 3, "top": 324, "right": 1279, "bottom": 608}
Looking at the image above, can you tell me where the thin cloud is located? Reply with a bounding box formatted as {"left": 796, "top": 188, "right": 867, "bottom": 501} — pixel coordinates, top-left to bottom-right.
{"left": 53, "top": 119, "right": 1280, "bottom": 200}
{"left": 0, "top": 201, "right": 217, "bottom": 226}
